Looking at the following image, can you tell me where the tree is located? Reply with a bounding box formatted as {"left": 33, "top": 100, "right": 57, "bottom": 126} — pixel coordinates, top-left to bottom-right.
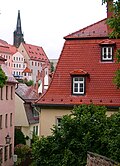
{"left": 0, "top": 66, "right": 7, "bottom": 88}
{"left": 50, "top": 62, "right": 54, "bottom": 73}
{"left": 14, "top": 129, "right": 26, "bottom": 146}
{"left": 14, "top": 144, "right": 32, "bottom": 165}
{"left": 32, "top": 104, "right": 120, "bottom": 166}
{"left": 102, "top": 0, "right": 120, "bottom": 88}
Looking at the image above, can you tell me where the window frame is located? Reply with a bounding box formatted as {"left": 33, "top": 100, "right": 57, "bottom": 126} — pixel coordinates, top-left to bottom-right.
{"left": 0, "top": 88, "right": 3, "bottom": 100}
{"left": 56, "top": 117, "right": 62, "bottom": 129}
{"left": 6, "top": 86, "right": 8, "bottom": 100}
{"left": 0, "top": 115, "right": 2, "bottom": 129}
{"left": 5, "top": 114, "right": 8, "bottom": 128}
{"left": 72, "top": 76, "right": 86, "bottom": 95}
{"left": 101, "top": 46, "right": 114, "bottom": 62}
{"left": 4, "top": 146, "right": 8, "bottom": 161}
{"left": 10, "top": 113, "right": 12, "bottom": 127}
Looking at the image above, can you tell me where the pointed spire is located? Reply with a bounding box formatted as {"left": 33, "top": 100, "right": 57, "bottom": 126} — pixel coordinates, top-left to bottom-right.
{"left": 16, "top": 10, "right": 22, "bottom": 33}
{"left": 13, "top": 10, "right": 25, "bottom": 47}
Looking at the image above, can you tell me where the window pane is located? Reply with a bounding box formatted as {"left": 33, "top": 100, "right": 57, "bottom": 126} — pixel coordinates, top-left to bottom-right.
{"left": 73, "top": 77, "right": 85, "bottom": 94}
{"left": 74, "top": 77, "right": 78, "bottom": 81}
{"left": 78, "top": 77, "right": 84, "bottom": 81}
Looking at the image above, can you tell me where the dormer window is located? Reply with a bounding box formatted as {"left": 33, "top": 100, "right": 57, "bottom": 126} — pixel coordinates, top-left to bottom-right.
{"left": 73, "top": 77, "right": 85, "bottom": 95}
{"left": 102, "top": 46, "right": 113, "bottom": 61}
{"left": 99, "top": 39, "right": 116, "bottom": 62}
{"left": 70, "top": 69, "right": 89, "bottom": 95}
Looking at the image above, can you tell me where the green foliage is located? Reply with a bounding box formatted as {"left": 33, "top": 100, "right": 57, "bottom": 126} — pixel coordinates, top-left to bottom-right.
{"left": 116, "top": 49, "right": 120, "bottom": 63}
{"left": 105, "top": 112, "right": 120, "bottom": 162}
{"left": 0, "top": 66, "right": 7, "bottom": 88}
{"left": 32, "top": 105, "right": 120, "bottom": 165}
{"left": 24, "top": 79, "right": 34, "bottom": 86}
{"left": 14, "top": 129, "right": 26, "bottom": 146}
{"left": 113, "top": 69, "right": 120, "bottom": 88}
{"left": 14, "top": 144, "right": 32, "bottom": 165}
{"left": 32, "top": 104, "right": 120, "bottom": 166}
{"left": 102, "top": 0, "right": 120, "bottom": 88}
{"left": 50, "top": 62, "right": 54, "bottom": 72}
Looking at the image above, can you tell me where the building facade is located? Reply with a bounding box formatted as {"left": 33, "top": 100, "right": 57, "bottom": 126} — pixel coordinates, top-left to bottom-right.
{"left": 34, "top": 2, "right": 120, "bottom": 137}
{"left": 0, "top": 57, "right": 17, "bottom": 166}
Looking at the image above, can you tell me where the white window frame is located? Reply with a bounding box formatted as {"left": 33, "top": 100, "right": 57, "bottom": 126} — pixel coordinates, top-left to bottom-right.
{"left": 56, "top": 117, "right": 62, "bottom": 129}
{"left": 73, "top": 77, "right": 85, "bottom": 94}
{"left": 102, "top": 46, "right": 113, "bottom": 61}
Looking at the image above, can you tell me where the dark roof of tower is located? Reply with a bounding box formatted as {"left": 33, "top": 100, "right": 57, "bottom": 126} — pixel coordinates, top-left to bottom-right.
{"left": 16, "top": 10, "right": 22, "bottom": 34}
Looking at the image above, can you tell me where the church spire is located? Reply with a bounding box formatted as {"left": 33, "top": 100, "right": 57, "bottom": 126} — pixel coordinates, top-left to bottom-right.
{"left": 13, "top": 10, "right": 25, "bottom": 48}
{"left": 16, "top": 10, "right": 22, "bottom": 33}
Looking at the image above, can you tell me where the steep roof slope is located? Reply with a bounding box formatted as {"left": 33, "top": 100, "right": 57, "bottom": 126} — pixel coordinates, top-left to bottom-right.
{"left": 22, "top": 43, "right": 49, "bottom": 62}
{"left": 35, "top": 19, "right": 120, "bottom": 107}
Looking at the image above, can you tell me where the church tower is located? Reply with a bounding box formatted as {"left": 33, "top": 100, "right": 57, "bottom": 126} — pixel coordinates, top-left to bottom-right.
{"left": 13, "top": 10, "right": 25, "bottom": 48}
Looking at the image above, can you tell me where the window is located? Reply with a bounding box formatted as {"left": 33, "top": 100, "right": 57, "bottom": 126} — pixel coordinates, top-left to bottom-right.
{"left": 4, "top": 146, "right": 8, "bottom": 161}
{"left": 0, "top": 115, "right": 2, "bottom": 129}
{"left": 33, "top": 126, "right": 38, "bottom": 135}
{"left": 32, "top": 61, "right": 33, "bottom": 66}
{"left": 0, "top": 88, "right": 3, "bottom": 100}
{"left": 73, "top": 77, "right": 85, "bottom": 95}
{"left": 5, "top": 114, "right": 8, "bottom": 128}
{"left": 14, "top": 64, "right": 15, "bottom": 67}
{"left": 6, "top": 86, "right": 8, "bottom": 100}
{"left": 56, "top": 117, "right": 62, "bottom": 129}
{"left": 32, "top": 109, "right": 39, "bottom": 118}
{"left": 14, "top": 57, "right": 15, "bottom": 60}
{"left": 101, "top": 46, "right": 113, "bottom": 61}
{"left": 0, "top": 149, "right": 3, "bottom": 164}
{"left": 10, "top": 113, "right": 12, "bottom": 126}
{"left": 9, "top": 144, "right": 12, "bottom": 158}
{"left": 11, "top": 86, "right": 13, "bottom": 100}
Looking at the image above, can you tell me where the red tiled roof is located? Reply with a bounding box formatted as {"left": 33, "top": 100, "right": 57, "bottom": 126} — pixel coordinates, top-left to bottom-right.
{"left": 70, "top": 69, "right": 88, "bottom": 75}
{"left": 8, "top": 45, "right": 17, "bottom": 54}
{"left": 35, "top": 19, "right": 120, "bottom": 107}
{"left": 22, "top": 67, "right": 31, "bottom": 73}
{"left": 64, "top": 19, "right": 108, "bottom": 39}
{"left": 22, "top": 43, "right": 49, "bottom": 62}
{"left": 0, "top": 45, "right": 12, "bottom": 54}
{"left": 99, "top": 39, "right": 116, "bottom": 45}
{"left": 0, "top": 39, "right": 8, "bottom": 46}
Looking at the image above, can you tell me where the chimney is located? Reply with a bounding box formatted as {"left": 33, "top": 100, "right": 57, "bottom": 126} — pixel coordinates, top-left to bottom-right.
{"left": 107, "top": 0, "right": 113, "bottom": 34}
{"left": 107, "top": 0, "right": 113, "bottom": 19}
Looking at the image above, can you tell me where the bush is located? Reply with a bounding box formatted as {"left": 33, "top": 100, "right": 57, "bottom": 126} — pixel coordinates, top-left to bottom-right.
{"left": 14, "top": 144, "right": 32, "bottom": 165}
{"left": 14, "top": 129, "right": 26, "bottom": 146}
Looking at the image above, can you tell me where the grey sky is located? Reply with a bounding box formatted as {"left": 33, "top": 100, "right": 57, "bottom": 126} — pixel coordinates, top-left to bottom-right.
{"left": 0, "top": 0, "right": 106, "bottom": 59}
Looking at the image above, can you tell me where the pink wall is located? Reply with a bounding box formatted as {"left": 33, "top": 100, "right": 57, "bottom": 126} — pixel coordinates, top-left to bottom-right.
{"left": 0, "top": 83, "right": 16, "bottom": 166}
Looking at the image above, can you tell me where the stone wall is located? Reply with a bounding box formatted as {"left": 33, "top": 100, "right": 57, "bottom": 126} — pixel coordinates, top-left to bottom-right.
{"left": 87, "top": 151, "right": 119, "bottom": 166}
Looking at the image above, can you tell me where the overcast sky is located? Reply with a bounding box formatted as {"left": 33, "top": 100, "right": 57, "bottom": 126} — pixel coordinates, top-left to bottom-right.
{"left": 0, "top": 0, "right": 106, "bottom": 59}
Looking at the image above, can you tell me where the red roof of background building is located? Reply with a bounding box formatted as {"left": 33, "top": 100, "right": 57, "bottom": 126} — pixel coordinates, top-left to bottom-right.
{"left": 22, "top": 43, "right": 49, "bottom": 62}
{"left": 0, "top": 45, "right": 12, "bottom": 54}
{"left": 35, "top": 18, "right": 120, "bottom": 107}
{"left": 22, "top": 67, "right": 32, "bottom": 73}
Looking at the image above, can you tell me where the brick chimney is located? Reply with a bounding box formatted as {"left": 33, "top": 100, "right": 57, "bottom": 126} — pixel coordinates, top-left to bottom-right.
{"left": 107, "top": 0, "right": 113, "bottom": 34}
{"left": 107, "top": 0, "right": 113, "bottom": 19}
